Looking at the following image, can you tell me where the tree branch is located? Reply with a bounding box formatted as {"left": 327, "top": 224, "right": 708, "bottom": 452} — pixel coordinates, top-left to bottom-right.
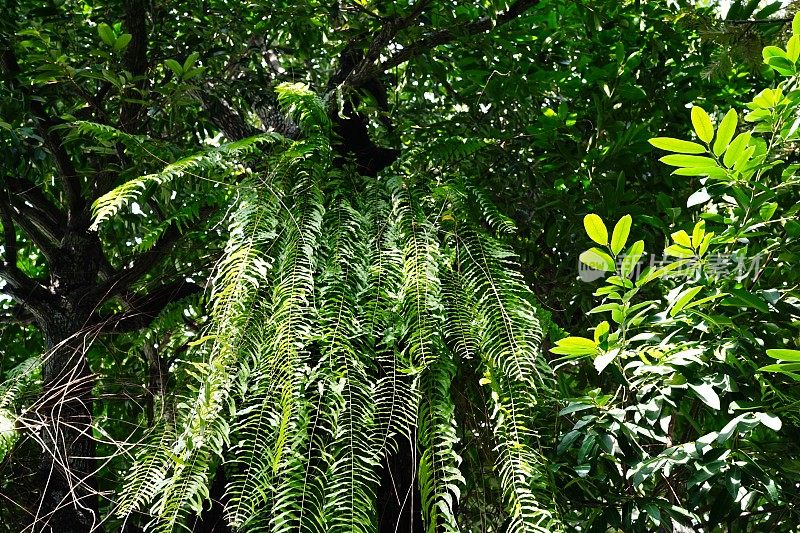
{"left": 7, "top": 199, "right": 59, "bottom": 263}
{"left": 197, "top": 86, "right": 259, "bottom": 141}
{"left": 5, "top": 175, "right": 66, "bottom": 237}
{"left": 0, "top": 304, "right": 35, "bottom": 325}
{"left": 87, "top": 223, "right": 183, "bottom": 304}
{"left": 0, "top": 189, "right": 50, "bottom": 306}
{"left": 334, "top": 0, "right": 433, "bottom": 89}
{"left": 349, "top": 0, "right": 540, "bottom": 86}
{"left": 1, "top": 49, "right": 85, "bottom": 228}
{"left": 120, "top": 0, "right": 149, "bottom": 133}
{"left": 91, "top": 280, "right": 202, "bottom": 333}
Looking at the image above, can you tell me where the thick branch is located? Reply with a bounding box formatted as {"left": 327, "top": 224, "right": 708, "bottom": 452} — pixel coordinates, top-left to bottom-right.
{"left": 335, "top": 0, "right": 432, "bottom": 89}
{"left": 6, "top": 175, "right": 66, "bottom": 236}
{"left": 7, "top": 200, "right": 59, "bottom": 263}
{"left": 0, "top": 190, "right": 19, "bottom": 269}
{"left": 87, "top": 224, "right": 182, "bottom": 304}
{"left": 30, "top": 107, "right": 84, "bottom": 227}
{"left": 91, "top": 280, "right": 202, "bottom": 333}
{"left": 1, "top": 49, "right": 85, "bottom": 228}
{"left": 0, "top": 190, "right": 51, "bottom": 305}
{"left": 120, "top": 0, "right": 149, "bottom": 133}
{"left": 345, "top": 0, "right": 540, "bottom": 87}
{"left": 198, "top": 87, "right": 259, "bottom": 141}
{"left": 0, "top": 304, "right": 35, "bottom": 325}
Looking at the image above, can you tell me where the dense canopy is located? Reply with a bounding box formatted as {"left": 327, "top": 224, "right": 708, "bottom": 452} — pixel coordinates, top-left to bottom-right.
{"left": 1, "top": 0, "right": 799, "bottom": 532}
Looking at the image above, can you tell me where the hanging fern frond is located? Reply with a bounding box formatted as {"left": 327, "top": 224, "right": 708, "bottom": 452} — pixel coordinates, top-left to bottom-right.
{"left": 449, "top": 228, "right": 559, "bottom": 533}
{"left": 100, "top": 82, "right": 561, "bottom": 532}
{"left": 91, "top": 132, "right": 283, "bottom": 229}
{"left": 116, "top": 419, "right": 177, "bottom": 519}
{"left": 418, "top": 346, "right": 463, "bottom": 533}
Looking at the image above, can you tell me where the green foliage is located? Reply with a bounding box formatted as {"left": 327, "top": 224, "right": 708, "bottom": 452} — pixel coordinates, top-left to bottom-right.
{"left": 2, "top": 0, "right": 800, "bottom": 531}
{"left": 553, "top": 14, "right": 800, "bottom": 530}
{"left": 95, "top": 83, "right": 560, "bottom": 532}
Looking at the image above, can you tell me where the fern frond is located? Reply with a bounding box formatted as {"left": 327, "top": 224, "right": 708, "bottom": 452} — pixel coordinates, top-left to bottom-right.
{"left": 91, "top": 133, "right": 282, "bottom": 229}
{"left": 116, "top": 420, "right": 177, "bottom": 519}
{"left": 418, "top": 346, "right": 463, "bottom": 533}
{"left": 447, "top": 229, "right": 560, "bottom": 532}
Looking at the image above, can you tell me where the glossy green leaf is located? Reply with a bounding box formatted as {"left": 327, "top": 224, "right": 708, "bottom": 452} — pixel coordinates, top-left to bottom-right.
{"left": 671, "top": 230, "right": 692, "bottom": 248}
{"left": 691, "top": 221, "right": 705, "bottom": 248}
{"left": 721, "top": 288, "right": 769, "bottom": 313}
{"left": 788, "top": 35, "right": 800, "bottom": 63}
{"left": 551, "top": 336, "right": 598, "bottom": 356}
{"left": 620, "top": 240, "right": 645, "bottom": 278}
{"left": 113, "top": 33, "right": 132, "bottom": 50}
{"left": 691, "top": 106, "right": 714, "bottom": 143}
{"left": 594, "top": 349, "right": 619, "bottom": 373}
{"left": 165, "top": 59, "right": 183, "bottom": 75}
{"left": 649, "top": 137, "right": 706, "bottom": 154}
{"left": 766, "top": 349, "right": 800, "bottom": 362}
{"left": 610, "top": 215, "right": 631, "bottom": 255}
{"left": 670, "top": 286, "right": 703, "bottom": 317}
{"left": 580, "top": 247, "right": 616, "bottom": 272}
{"left": 689, "top": 382, "right": 720, "bottom": 410}
{"left": 583, "top": 214, "right": 608, "bottom": 246}
{"left": 659, "top": 155, "right": 717, "bottom": 168}
{"left": 712, "top": 109, "right": 738, "bottom": 156}
{"left": 664, "top": 244, "right": 694, "bottom": 258}
{"left": 723, "top": 132, "right": 750, "bottom": 167}
{"left": 98, "top": 23, "right": 115, "bottom": 46}
{"left": 594, "top": 321, "right": 610, "bottom": 344}
{"left": 672, "top": 167, "right": 728, "bottom": 179}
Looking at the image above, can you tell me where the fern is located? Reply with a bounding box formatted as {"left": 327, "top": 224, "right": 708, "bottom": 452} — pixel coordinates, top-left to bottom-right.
{"left": 91, "top": 132, "right": 282, "bottom": 229}
{"left": 102, "top": 82, "right": 562, "bottom": 532}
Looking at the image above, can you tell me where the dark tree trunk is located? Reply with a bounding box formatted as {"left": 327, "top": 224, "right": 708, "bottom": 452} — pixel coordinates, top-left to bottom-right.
{"left": 30, "top": 231, "right": 105, "bottom": 533}
{"left": 377, "top": 435, "right": 424, "bottom": 533}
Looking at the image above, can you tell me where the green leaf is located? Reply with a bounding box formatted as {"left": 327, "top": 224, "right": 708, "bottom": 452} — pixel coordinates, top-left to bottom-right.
{"left": 712, "top": 109, "right": 738, "bottom": 156}
{"left": 788, "top": 35, "right": 800, "bottom": 63}
{"left": 691, "top": 106, "right": 714, "bottom": 144}
{"left": 670, "top": 286, "right": 703, "bottom": 317}
{"left": 580, "top": 248, "right": 616, "bottom": 272}
{"left": 763, "top": 46, "right": 787, "bottom": 62}
{"left": 620, "top": 240, "right": 644, "bottom": 278}
{"left": 687, "top": 188, "right": 711, "bottom": 207}
{"left": 766, "top": 56, "right": 796, "bottom": 75}
{"left": 659, "top": 155, "right": 717, "bottom": 168}
{"left": 98, "top": 23, "right": 116, "bottom": 46}
{"left": 759, "top": 365, "right": 800, "bottom": 381}
{"left": 766, "top": 349, "right": 800, "bottom": 362}
{"left": 683, "top": 292, "right": 727, "bottom": 310}
{"left": 689, "top": 382, "right": 720, "bottom": 410}
{"left": 594, "top": 321, "right": 610, "bottom": 344}
{"left": 698, "top": 232, "right": 714, "bottom": 257}
{"left": 648, "top": 137, "right": 706, "bottom": 154}
{"left": 671, "top": 230, "right": 692, "bottom": 248}
{"left": 165, "top": 59, "right": 183, "bottom": 76}
{"left": 113, "top": 33, "right": 132, "bottom": 51}
{"left": 583, "top": 214, "right": 608, "bottom": 245}
{"left": 721, "top": 288, "right": 769, "bottom": 313}
{"left": 610, "top": 214, "right": 631, "bottom": 255}
{"left": 755, "top": 412, "right": 782, "bottom": 431}
{"left": 691, "top": 221, "right": 705, "bottom": 248}
{"left": 794, "top": 11, "right": 800, "bottom": 36}
{"left": 559, "top": 403, "right": 594, "bottom": 416}
{"left": 594, "top": 349, "right": 619, "bottom": 373}
{"left": 672, "top": 167, "right": 729, "bottom": 179}
{"left": 664, "top": 244, "right": 694, "bottom": 258}
{"left": 550, "top": 336, "right": 598, "bottom": 356}
{"left": 759, "top": 202, "right": 778, "bottom": 221}
{"left": 183, "top": 51, "right": 200, "bottom": 71}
